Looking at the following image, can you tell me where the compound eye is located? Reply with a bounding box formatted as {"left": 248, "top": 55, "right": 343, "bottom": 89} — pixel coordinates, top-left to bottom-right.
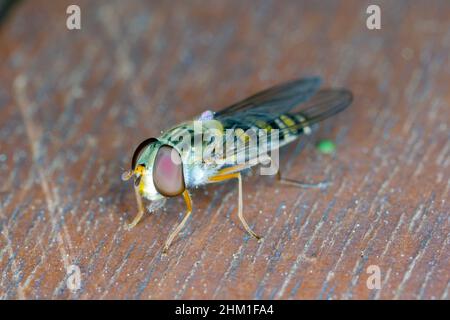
{"left": 131, "top": 138, "right": 158, "bottom": 170}
{"left": 153, "top": 145, "right": 185, "bottom": 197}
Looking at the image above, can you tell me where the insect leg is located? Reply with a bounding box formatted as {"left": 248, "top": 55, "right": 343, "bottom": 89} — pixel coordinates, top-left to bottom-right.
{"left": 163, "top": 190, "right": 192, "bottom": 254}
{"left": 277, "top": 169, "right": 330, "bottom": 189}
{"left": 265, "top": 155, "right": 330, "bottom": 189}
{"left": 209, "top": 172, "right": 261, "bottom": 240}
{"left": 126, "top": 186, "right": 146, "bottom": 229}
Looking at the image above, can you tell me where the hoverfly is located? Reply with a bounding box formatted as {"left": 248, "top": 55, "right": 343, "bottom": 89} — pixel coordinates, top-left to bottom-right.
{"left": 122, "top": 77, "right": 352, "bottom": 253}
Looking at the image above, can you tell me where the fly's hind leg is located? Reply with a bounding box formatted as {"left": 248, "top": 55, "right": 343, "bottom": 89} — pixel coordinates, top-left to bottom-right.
{"left": 277, "top": 170, "right": 330, "bottom": 189}
{"left": 209, "top": 171, "right": 261, "bottom": 241}
{"left": 269, "top": 154, "right": 330, "bottom": 189}
{"left": 126, "top": 186, "right": 146, "bottom": 229}
{"left": 163, "top": 190, "right": 192, "bottom": 254}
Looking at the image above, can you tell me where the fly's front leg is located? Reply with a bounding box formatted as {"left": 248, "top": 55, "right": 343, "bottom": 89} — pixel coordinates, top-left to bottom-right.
{"left": 126, "top": 186, "right": 146, "bottom": 229}
{"left": 163, "top": 190, "right": 192, "bottom": 254}
{"left": 209, "top": 171, "right": 261, "bottom": 241}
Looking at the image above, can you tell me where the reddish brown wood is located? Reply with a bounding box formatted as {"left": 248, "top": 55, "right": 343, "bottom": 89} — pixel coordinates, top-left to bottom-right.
{"left": 0, "top": 0, "right": 448, "bottom": 299}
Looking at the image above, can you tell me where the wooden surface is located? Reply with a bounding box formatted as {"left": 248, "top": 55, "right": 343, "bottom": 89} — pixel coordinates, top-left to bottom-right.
{"left": 0, "top": 0, "right": 449, "bottom": 300}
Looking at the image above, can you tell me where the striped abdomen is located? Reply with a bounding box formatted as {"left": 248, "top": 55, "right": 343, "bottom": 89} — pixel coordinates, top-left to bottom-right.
{"left": 252, "top": 112, "right": 314, "bottom": 146}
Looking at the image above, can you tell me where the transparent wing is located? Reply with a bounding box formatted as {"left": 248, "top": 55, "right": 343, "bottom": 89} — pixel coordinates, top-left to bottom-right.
{"left": 281, "top": 88, "right": 353, "bottom": 134}
{"left": 215, "top": 77, "right": 322, "bottom": 129}
{"left": 216, "top": 88, "right": 353, "bottom": 165}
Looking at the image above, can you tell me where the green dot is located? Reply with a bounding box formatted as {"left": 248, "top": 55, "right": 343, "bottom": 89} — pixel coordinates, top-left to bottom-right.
{"left": 317, "top": 139, "right": 336, "bottom": 154}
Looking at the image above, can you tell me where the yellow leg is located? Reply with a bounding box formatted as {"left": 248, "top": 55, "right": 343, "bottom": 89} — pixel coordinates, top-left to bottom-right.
{"left": 163, "top": 190, "right": 192, "bottom": 254}
{"left": 126, "top": 186, "right": 145, "bottom": 229}
{"left": 209, "top": 171, "right": 261, "bottom": 240}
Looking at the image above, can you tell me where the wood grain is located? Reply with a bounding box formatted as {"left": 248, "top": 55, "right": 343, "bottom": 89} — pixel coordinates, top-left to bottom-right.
{"left": 0, "top": 0, "right": 449, "bottom": 299}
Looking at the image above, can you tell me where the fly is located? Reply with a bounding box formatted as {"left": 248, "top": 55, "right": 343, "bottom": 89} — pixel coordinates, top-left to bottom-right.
{"left": 121, "top": 77, "right": 353, "bottom": 253}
